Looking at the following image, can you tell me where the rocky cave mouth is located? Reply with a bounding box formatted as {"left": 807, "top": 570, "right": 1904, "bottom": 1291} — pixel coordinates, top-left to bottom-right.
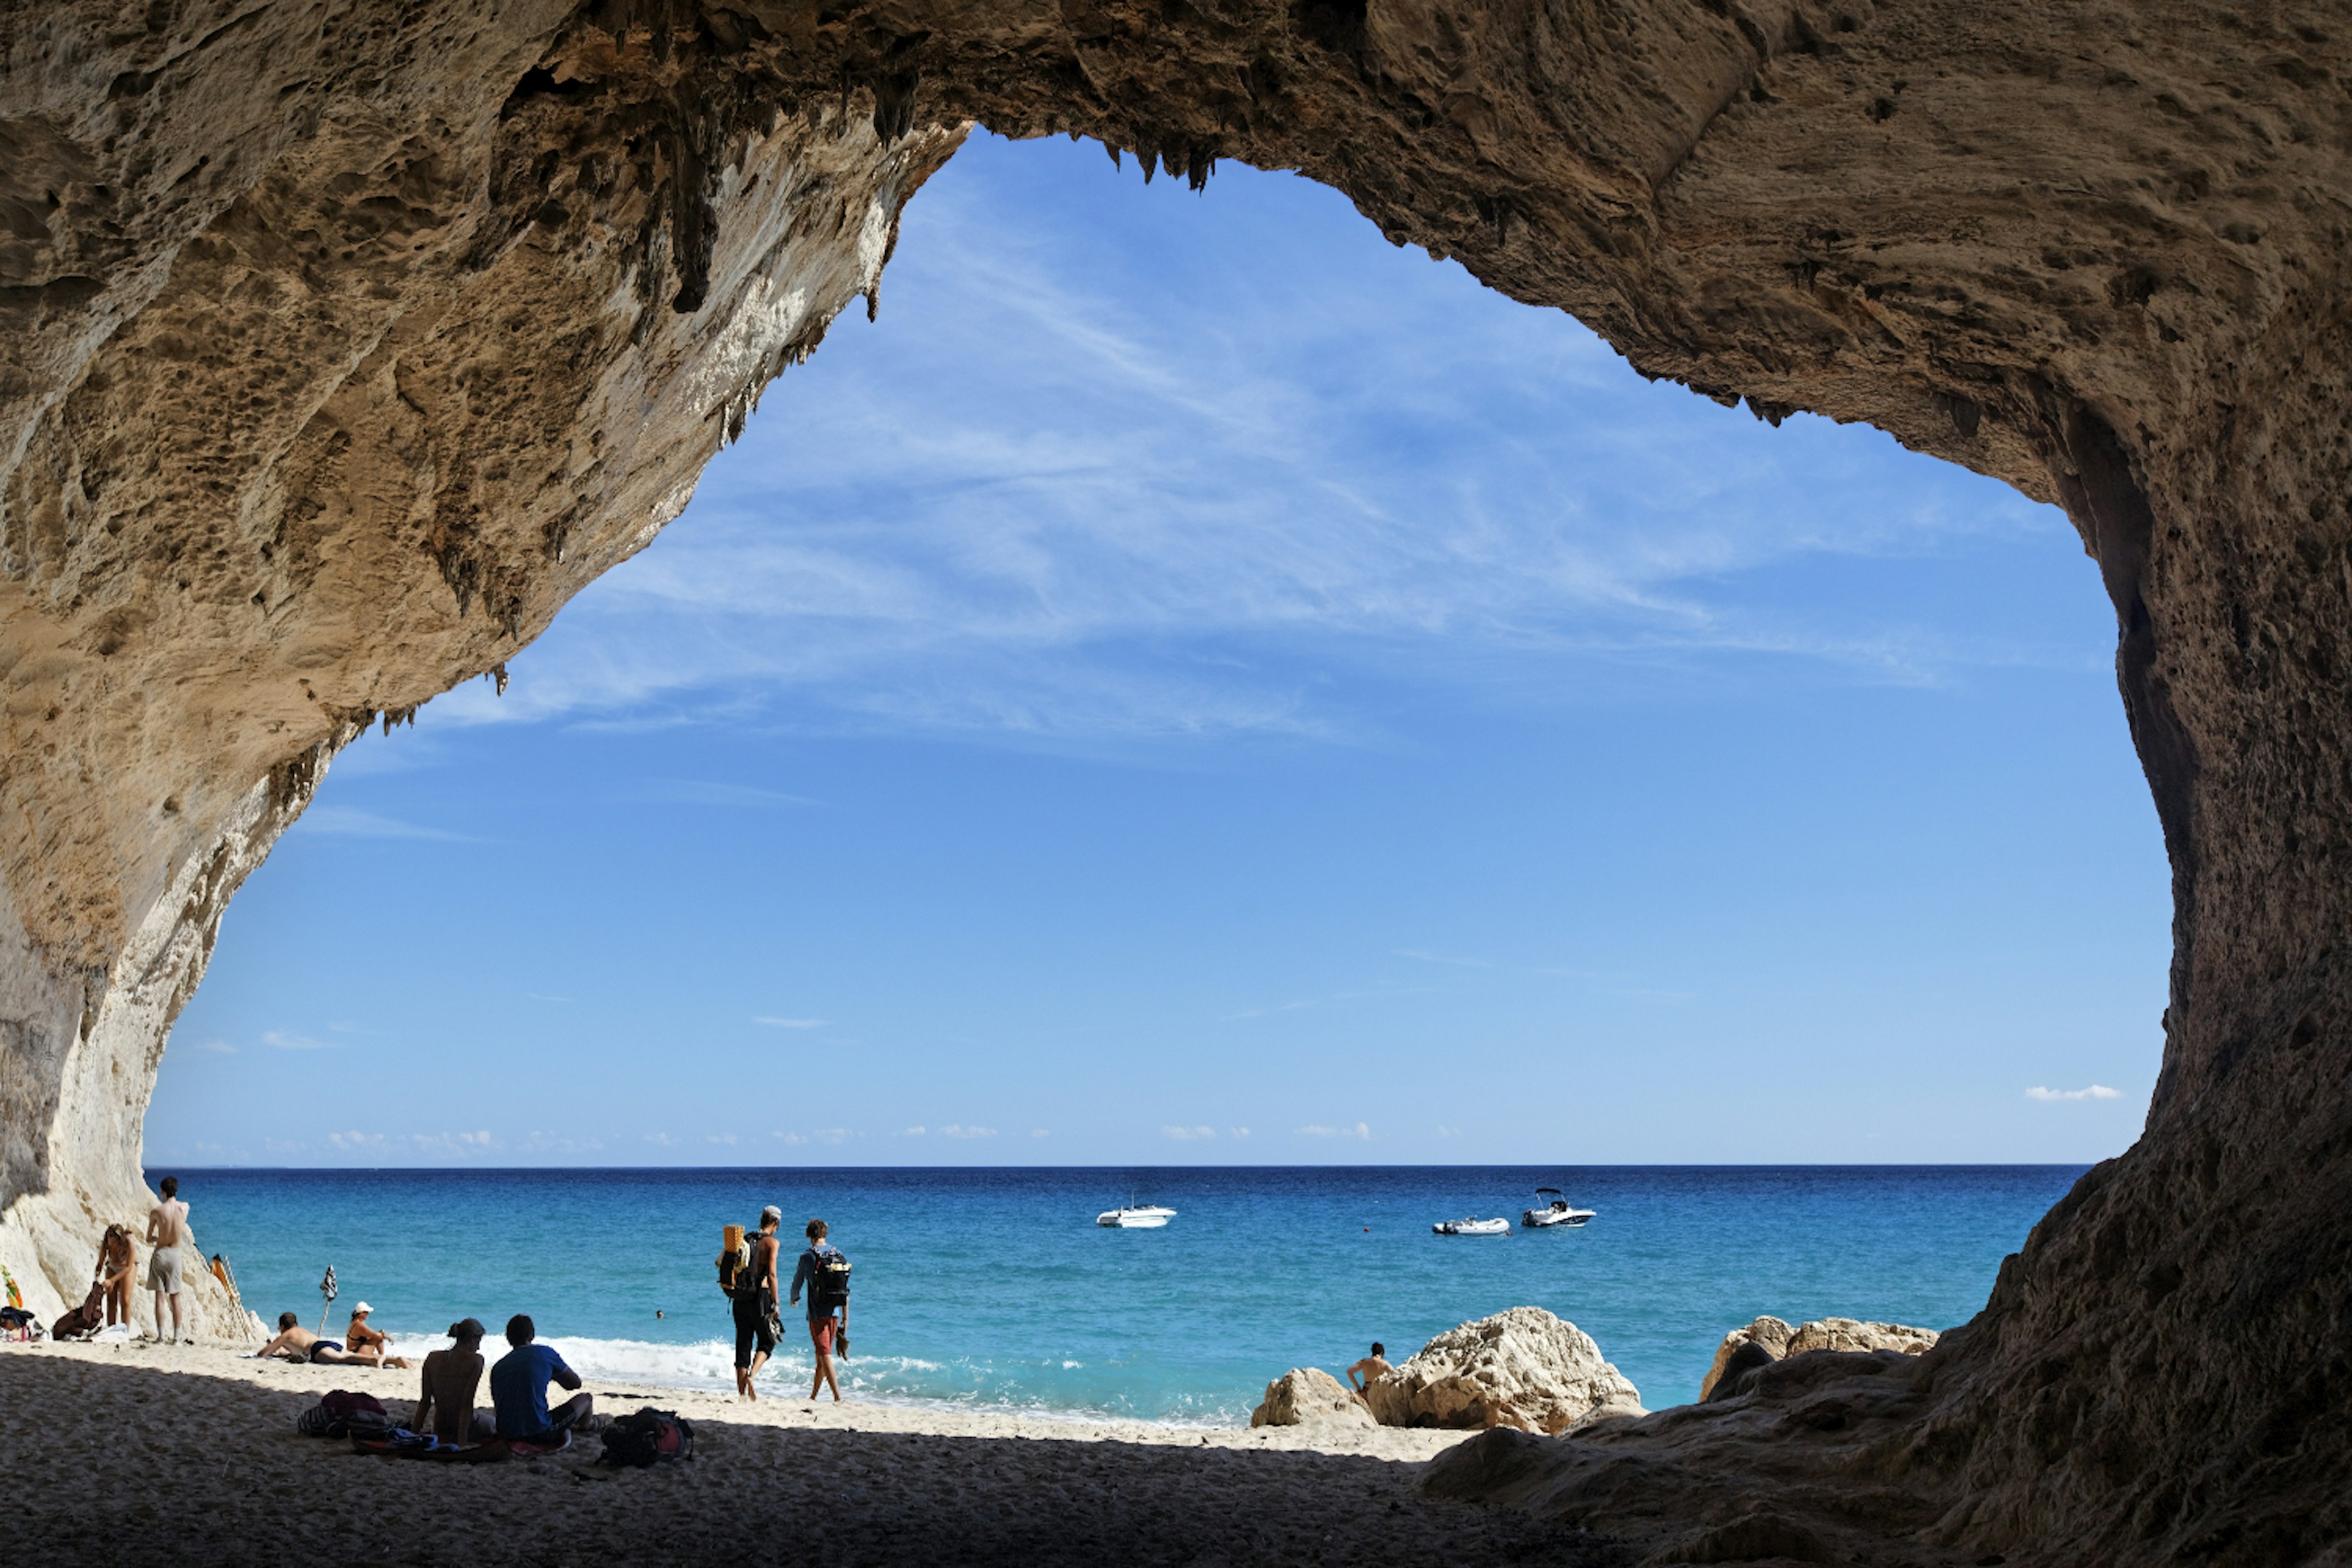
{"left": 5, "top": 3, "right": 2351, "bottom": 1563}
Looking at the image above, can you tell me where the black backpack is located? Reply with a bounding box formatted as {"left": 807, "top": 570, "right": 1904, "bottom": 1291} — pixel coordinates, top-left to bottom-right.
{"left": 806, "top": 1247, "right": 851, "bottom": 1312}
{"left": 600, "top": 1406, "right": 694, "bottom": 1468}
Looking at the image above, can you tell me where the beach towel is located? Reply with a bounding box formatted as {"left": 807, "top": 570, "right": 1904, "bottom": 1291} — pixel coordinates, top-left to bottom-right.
{"left": 354, "top": 1430, "right": 575, "bottom": 1462}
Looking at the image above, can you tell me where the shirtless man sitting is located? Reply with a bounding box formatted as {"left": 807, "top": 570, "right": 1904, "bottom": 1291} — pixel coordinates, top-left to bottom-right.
{"left": 255, "top": 1311, "right": 412, "bottom": 1368}
{"left": 413, "top": 1317, "right": 497, "bottom": 1442}
{"left": 1346, "top": 1341, "right": 1393, "bottom": 1401}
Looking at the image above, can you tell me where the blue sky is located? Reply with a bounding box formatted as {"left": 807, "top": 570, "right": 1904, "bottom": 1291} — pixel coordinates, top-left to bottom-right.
{"left": 147, "top": 134, "right": 2169, "bottom": 1169}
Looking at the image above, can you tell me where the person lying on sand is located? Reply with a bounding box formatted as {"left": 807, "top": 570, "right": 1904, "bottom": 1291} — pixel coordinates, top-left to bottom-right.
{"left": 413, "top": 1317, "right": 497, "bottom": 1442}
{"left": 1346, "top": 1342, "right": 1393, "bottom": 1399}
{"left": 489, "top": 1314, "right": 592, "bottom": 1441}
{"left": 255, "top": 1311, "right": 412, "bottom": 1368}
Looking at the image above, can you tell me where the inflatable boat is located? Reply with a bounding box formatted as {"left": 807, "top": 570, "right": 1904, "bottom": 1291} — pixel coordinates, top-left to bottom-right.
{"left": 1431, "top": 1216, "right": 1511, "bottom": 1235}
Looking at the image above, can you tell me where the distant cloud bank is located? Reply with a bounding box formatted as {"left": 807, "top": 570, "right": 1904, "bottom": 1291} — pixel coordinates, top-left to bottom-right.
{"left": 2026, "top": 1085, "right": 2122, "bottom": 1102}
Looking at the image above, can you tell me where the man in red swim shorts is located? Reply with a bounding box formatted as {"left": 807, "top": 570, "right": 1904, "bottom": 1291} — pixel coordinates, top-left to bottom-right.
{"left": 788, "top": 1218, "right": 847, "bottom": 1402}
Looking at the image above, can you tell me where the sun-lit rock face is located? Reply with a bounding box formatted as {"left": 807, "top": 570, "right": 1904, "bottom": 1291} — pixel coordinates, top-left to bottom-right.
{"left": 4, "top": 0, "right": 2350, "bottom": 1555}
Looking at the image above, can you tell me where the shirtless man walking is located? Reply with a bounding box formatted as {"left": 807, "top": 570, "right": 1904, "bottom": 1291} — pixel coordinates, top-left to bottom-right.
{"left": 145, "top": 1176, "right": 188, "bottom": 1343}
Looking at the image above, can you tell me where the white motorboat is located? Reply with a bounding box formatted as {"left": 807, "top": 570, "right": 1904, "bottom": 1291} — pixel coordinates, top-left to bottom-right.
{"left": 1431, "top": 1216, "right": 1511, "bottom": 1236}
{"left": 1522, "top": 1188, "right": 1596, "bottom": 1228}
{"left": 1096, "top": 1205, "right": 1177, "bottom": 1228}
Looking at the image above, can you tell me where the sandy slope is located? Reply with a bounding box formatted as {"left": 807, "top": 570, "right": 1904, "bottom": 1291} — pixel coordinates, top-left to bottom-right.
{"left": 0, "top": 1340, "right": 1621, "bottom": 1566}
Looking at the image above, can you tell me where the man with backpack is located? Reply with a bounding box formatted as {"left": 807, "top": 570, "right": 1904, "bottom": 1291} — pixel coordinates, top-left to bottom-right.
{"left": 788, "top": 1217, "right": 850, "bottom": 1403}
{"left": 731, "top": 1207, "right": 783, "bottom": 1399}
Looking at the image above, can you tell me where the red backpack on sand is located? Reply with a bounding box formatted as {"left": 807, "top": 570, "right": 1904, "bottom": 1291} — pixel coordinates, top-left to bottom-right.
{"left": 598, "top": 1407, "right": 694, "bottom": 1468}
{"left": 299, "top": 1389, "right": 390, "bottom": 1438}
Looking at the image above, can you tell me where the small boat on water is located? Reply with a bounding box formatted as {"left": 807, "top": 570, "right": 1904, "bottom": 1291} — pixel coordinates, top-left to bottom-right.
{"left": 1431, "top": 1216, "right": 1511, "bottom": 1236}
{"left": 1521, "top": 1188, "right": 1595, "bottom": 1228}
{"left": 1096, "top": 1204, "right": 1177, "bottom": 1228}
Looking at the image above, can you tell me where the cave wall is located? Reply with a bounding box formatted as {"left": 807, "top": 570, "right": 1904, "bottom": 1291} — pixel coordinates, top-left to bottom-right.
{"left": 4, "top": 1, "right": 2350, "bottom": 1558}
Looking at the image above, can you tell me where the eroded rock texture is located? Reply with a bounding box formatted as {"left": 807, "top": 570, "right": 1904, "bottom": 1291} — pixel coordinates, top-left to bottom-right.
{"left": 2, "top": 0, "right": 2349, "bottom": 1559}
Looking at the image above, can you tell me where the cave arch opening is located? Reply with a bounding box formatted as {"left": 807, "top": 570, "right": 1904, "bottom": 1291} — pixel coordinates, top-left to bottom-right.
{"left": 145, "top": 131, "right": 2169, "bottom": 1401}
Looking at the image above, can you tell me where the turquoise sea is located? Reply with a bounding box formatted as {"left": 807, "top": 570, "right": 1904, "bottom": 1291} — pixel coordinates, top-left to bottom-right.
{"left": 162, "top": 1165, "right": 2082, "bottom": 1423}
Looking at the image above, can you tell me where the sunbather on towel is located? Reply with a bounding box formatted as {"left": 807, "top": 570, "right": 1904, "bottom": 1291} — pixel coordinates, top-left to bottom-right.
{"left": 255, "top": 1311, "right": 412, "bottom": 1368}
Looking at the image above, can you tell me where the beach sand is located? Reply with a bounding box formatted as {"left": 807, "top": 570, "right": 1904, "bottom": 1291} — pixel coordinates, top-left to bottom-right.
{"left": 1, "top": 1340, "right": 1619, "bottom": 1566}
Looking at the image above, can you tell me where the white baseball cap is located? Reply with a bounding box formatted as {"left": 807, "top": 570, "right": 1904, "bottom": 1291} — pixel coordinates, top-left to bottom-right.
{"left": 352, "top": 1302, "right": 373, "bottom": 1314}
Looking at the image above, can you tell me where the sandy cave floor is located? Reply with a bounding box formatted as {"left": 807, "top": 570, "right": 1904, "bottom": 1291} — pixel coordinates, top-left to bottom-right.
{"left": 0, "top": 1341, "right": 1625, "bottom": 1567}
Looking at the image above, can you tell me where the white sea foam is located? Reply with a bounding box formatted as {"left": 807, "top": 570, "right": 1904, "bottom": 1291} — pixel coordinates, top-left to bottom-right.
{"left": 379, "top": 1325, "right": 1240, "bottom": 1427}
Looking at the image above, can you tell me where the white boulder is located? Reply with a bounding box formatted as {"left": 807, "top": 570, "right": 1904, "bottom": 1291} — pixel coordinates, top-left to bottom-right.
{"left": 1365, "top": 1306, "right": 1645, "bottom": 1434}
{"left": 1251, "top": 1366, "right": 1377, "bottom": 1428}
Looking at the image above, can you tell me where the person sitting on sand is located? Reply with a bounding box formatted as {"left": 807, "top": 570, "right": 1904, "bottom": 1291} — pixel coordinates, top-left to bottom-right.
{"left": 1346, "top": 1342, "right": 1393, "bottom": 1399}
{"left": 489, "top": 1314, "right": 592, "bottom": 1441}
{"left": 345, "top": 1302, "right": 394, "bottom": 1359}
{"left": 413, "top": 1317, "right": 497, "bottom": 1442}
{"left": 255, "top": 1311, "right": 412, "bottom": 1368}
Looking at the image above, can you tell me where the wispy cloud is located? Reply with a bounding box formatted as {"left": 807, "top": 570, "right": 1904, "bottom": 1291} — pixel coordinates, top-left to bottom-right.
{"left": 643, "top": 1132, "right": 679, "bottom": 1147}
{"left": 328, "top": 1130, "right": 384, "bottom": 1150}
{"left": 777, "top": 1127, "right": 853, "bottom": 1145}
{"left": 1396, "top": 949, "right": 1496, "bottom": 970}
{"left": 298, "top": 806, "right": 474, "bottom": 841}
{"left": 1297, "top": 1121, "right": 1373, "bottom": 1140}
{"left": 753, "top": 1017, "right": 827, "bottom": 1030}
{"left": 1163, "top": 1125, "right": 1217, "bottom": 1141}
{"left": 263, "top": 1030, "right": 333, "bottom": 1052}
{"left": 1030, "top": 1129, "right": 1050, "bottom": 1139}
{"left": 2026, "top": 1085, "right": 2123, "bottom": 1102}
{"left": 410, "top": 1131, "right": 496, "bottom": 1156}
{"left": 192, "top": 1039, "right": 237, "bottom": 1055}
{"left": 940, "top": 1124, "right": 996, "bottom": 1139}
{"left": 901, "top": 1126, "right": 925, "bottom": 1137}
{"left": 421, "top": 140, "right": 2065, "bottom": 746}
{"left": 639, "top": 779, "right": 821, "bottom": 809}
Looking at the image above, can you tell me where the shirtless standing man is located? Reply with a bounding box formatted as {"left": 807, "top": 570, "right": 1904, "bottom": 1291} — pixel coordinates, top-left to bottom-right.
{"left": 145, "top": 1176, "right": 188, "bottom": 1343}
{"left": 413, "top": 1318, "right": 496, "bottom": 1441}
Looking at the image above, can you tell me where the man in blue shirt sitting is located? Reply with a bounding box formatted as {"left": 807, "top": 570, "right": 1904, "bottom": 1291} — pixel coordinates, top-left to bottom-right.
{"left": 489, "top": 1313, "right": 593, "bottom": 1441}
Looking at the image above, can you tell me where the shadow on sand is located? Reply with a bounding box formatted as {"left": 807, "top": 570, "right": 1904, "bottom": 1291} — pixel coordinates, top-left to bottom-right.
{"left": 2, "top": 1355, "right": 1629, "bottom": 1567}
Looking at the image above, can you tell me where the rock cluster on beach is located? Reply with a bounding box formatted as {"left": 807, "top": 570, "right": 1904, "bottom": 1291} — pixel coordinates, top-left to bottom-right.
{"left": 1363, "top": 1306, "right": 1645, "bottom": 1436}
{"left": 1250, "top": 1367, "right": 1376, "bottom": 1430}
{"left": 1698, "top": 1315, "right": 1939, "bottom": 1402}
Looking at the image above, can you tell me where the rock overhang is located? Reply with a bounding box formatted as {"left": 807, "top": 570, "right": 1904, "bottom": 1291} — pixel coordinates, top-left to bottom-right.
{"left": 4, "top": 2, "right": 2351, "bottom": 1559}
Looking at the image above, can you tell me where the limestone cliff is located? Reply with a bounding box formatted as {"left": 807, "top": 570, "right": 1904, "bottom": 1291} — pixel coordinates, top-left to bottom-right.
{"left": 4, "top": 2, "right": 2350, "bottom": 1559}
